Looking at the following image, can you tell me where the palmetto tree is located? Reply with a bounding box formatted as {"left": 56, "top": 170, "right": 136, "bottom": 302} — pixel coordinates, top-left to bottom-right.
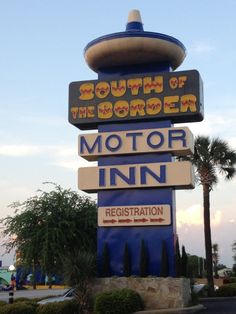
{"left": 179, "top": 136, "right": 236, "bottom": 295}
{"left": 232, "top": 241, "right": 236, "bottom": 276}
{"left": 232, "top": 241, "right": 236, "bottom": 264}
{"left": 212, "top": 243, "right": 219, "bottom": 278}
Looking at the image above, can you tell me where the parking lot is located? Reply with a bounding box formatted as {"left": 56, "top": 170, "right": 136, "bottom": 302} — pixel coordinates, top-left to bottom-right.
{"left": 0, "top": 288, "right": 68, "bottom": 303}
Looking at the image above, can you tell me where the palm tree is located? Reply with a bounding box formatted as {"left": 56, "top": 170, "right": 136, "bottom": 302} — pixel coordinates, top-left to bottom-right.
{"left": 212, "top": 243, "right": 219, "bottom": 278}
{"left": 179, "top": 136, "right": 236, "bottom": 295}
{"left": 232, "top": 241, "right": 236, "bottom": 276}
{"left": 232, "top": 241, "right": 236, "bottom": 265}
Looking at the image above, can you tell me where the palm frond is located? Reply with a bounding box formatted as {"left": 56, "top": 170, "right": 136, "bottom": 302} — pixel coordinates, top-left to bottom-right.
{"left": 178, "top": 135, "right": 236, "bottom": 189}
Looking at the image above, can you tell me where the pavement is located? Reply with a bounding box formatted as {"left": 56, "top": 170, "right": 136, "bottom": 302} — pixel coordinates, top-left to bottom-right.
{"left": 0, "top": 288, "right": 68, "bottom": 303}
{"left": 134, "top": 297, "right": 236, "bottom": 313}
{"left": 200, "top": 296, "right": 236, "bottom": 314}
{"left": 134, "top": 304, "right": 205, "bottom": 314}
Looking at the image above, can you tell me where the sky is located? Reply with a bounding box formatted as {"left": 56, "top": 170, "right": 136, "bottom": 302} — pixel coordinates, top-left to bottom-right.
{"left": 0, "top": 0, "right": 236, "bottom": 268}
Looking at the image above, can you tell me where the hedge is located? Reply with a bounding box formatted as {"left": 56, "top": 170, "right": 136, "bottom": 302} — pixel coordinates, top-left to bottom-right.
{"left": 0, "top": 302, "right": 35, "bottom": 314}
{"left": 36, "top": 300, "right": 78, "bottom": 314}
{"left": 223, "top": 277, "right": 236, "bottom": 284}
{"left": 0, "top": 301, "right": 7, "bottom": 306}
{"left": 0, "top": 299, "right": 79, "bottom": 314}
{"left": 215, "top": 283, "right": 236, "bottom": 297}
{"left": 94, "top": 288, "right": 143, "bottom": 314}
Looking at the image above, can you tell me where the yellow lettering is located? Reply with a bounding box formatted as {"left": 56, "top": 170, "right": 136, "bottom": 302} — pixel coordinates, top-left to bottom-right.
{"left": 70, "top": 107, "right": 79, "bottom": 119}
{"left": 127, "top": 78, "right": 142, "bottom": 95}
{"left": 78, "top": 106, "right": 95, "bottom": 118}
{"left": 79, "top": 83, "right": 94, "bottom": 100}
{"left": 114, "top": 100, "right": 129, "bottom": 118}
{"left": 143, "top": 76, "right": 163, "bottom": 94}
{"left": 130, "top": 99, "right": 145, "bottom": 116}
{"left": 111, "top": 80, "right": 126, "bottom": 97}
{"left": 95, "top": 81, "right": 110, "bottom": 99}
{"left": 146, "top": 98, "right": 162, "bottom": 115}
{"left": 98, "top": 102, "right": 113, "bottom": 119}
{"left": 79, "top": 107, "right": 87, "bottom": 118}
{"left": 87, "top": 106, "right": 95, "bottom": 118}
{"left": 178, "top": 76, "right": 187, "bottom": 88}
{"left": 164, "top": 96, "right": 180, "bottom": 113}
{"left": 169, "top": 77, "right": 178, "bottom": 89}
{"left": 180, "top": 95, "right": 197, "bottom": 112}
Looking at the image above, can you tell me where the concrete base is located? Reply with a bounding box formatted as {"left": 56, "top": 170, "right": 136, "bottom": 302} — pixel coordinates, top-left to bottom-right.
{"left": 91, "top": 277, "right": 191, "bottom": 310}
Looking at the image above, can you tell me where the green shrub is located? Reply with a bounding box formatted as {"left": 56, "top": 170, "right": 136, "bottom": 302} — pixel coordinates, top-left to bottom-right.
{"left": 160, "top": 240, "right": 168, "bottom": 277}
{"left": 102, "top": 242, "right": 110, "bottom": 277}
{"left": 12, "top": 297, "right": 38, "bottom": 310}
{"left": 123, "top": 243, "right": 131, "bottom": 277}
{"left": 215, "top": 283, "right": 236, "bottom": 297}
{"left": 175, "top": 237, "right": 181, "bottom": 277}
{"left": 14, "top": 297, "right": 38, "bottom": 304}
{"left": 189, "top": 291, "right": 199, "bottom": 306}
{"left": 94, "top": 288, "right": 143, "bottom": 314}
{"left": 181, "top": 245, "right": 188, "bottom": 277}
{"left": 36, "top": 300, "right": 78, "bottom": 314}
{"left": 230, "top": 277, "right": 236, "bottom": 283}
{"left": 0, "top": 301, "right": 7, "bottom": 306}
{"left": 0, "top": 302, "right": 36, "bottom": 314}
{"left": 139, "top": 239, "right": 148, "bottom": 277}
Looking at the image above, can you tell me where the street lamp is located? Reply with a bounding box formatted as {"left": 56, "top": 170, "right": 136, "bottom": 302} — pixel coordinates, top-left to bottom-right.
{"left": 8, "top": 265, "right": 15, "bottom": 272}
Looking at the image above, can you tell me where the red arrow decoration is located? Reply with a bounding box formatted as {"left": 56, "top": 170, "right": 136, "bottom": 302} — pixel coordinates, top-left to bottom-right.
{"left": 118, "top": 219, "right": 133, "bottom": 223}
{"left": 103, "top": 219, "right": 117, "bottom": 224}
{"left": 150, "top": 218, "right": 165, "bottom": 222}
{"left": 102, "top": 217, "right": 166, "bottom": 225}
{"left": 134, "top": 218, "right": 149, "bottom": 223}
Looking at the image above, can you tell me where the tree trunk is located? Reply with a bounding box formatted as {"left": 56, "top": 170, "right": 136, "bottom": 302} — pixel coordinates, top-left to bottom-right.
{"left": 203, "top": 184, "right": 214, "bottom": 296}
{"left": 48, "top": 274, "right": 52, "bottom": 289}
{"left": 32, "top": 261, "right": 37, "bottom": 290}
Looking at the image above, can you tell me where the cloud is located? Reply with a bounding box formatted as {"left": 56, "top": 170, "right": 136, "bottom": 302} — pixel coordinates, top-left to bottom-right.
{"left": 177, "top": 204, "right": 222, "bottom": 228}
{"left": 0, "top": 143, "right": 97, "bottom": 169}
{"left": 228, "top": 137, "right": 236, "bottom": 150}
{"left": 189, "top": 42, "right": 215, "bottom": 55}
{"left": 213, "top": 211, "right": 222, "bottom": 225}
{"left": 52, "top": 156, "right": 97, "bottom": 171}
{"left": 0, "top": 144, "right": 76, "bottom": 158}
{"left": 17, "top": 115, "right": 67, "bottom": 128}
{"left": 177, "top": 204, "right": 203, "bottom": 227}
{"left": 180, "top": 113, "right": 236, "bottom": 145}
{"left": 0, "top": 145, "right": 42, "bottom": 157}
{"left": 52, "top": 147, "right": 76, "bottom": 158}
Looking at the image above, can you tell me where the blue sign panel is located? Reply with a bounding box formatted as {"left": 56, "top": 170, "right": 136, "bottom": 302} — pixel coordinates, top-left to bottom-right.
{"left": 69, "top": 10, "right": 202, "bottom": 278}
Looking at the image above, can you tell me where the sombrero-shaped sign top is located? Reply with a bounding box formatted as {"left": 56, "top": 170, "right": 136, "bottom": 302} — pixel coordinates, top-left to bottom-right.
{"left": 84, "top": 10, "right": 186, "bottom": 72}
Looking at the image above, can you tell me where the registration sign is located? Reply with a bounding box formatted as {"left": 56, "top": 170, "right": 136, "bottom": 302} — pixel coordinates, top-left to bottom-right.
{"left": 98, "top": 204, "right": 171, "bottom": 227}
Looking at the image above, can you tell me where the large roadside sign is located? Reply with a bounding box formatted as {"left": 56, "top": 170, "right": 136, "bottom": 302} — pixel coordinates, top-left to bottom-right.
{"left": 69, "top": 70, "right": 204, "bottom": 129}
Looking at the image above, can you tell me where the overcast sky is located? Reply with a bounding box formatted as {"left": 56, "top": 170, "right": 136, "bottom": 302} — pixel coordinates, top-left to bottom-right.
{"left": 0, "top": 0, "right": 236, "bottom": 267}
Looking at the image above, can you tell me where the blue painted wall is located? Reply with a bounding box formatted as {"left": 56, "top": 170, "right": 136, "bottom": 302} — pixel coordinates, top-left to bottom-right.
{"left": 97, "top": 64, "right": 177, "bottom": 277}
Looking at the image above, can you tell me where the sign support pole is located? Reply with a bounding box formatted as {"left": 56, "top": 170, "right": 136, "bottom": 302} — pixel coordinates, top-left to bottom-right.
{"left": 97, "top": 118, "right": 176, "bottom": 276}
{"left": 68, "top": 10, "right": 203, "bottom": 278}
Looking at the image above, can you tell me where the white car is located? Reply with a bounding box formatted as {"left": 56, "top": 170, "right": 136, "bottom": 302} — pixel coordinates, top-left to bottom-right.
{"left": 192, "top": 283, "right": 219, "bottom": 294}
{"left": 192, "top": 283, "right": 206, "bottom": 294}
{"left": 37, "top": 288, "right": 76, "bottom": 305}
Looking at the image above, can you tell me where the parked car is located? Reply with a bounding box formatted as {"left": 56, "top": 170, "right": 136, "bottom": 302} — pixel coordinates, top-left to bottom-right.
{"left": 37, "top": 288, "right": 76, "bottom": 304}
{"left": 192, "top": 283, "right": 206, "bottom": 294}
{"left": 193, "top": 283, "right": 219, "bottom": 296}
